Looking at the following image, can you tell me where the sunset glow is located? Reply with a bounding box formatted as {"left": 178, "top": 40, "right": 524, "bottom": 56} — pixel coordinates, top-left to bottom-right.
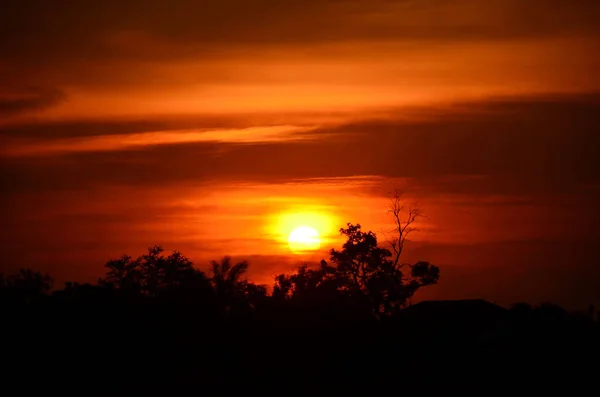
{"left": 1, "top": 0, "right": 599, "bottom": 309}
{"left": 270, "top": 210, "right": 337, "bottom": 253}
{"left": 288, "top": 226, "right": 321, "bottom": 254}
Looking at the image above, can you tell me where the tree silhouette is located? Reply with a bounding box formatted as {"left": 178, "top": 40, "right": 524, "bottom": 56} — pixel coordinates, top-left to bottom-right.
{"left": 273, "top": 222, "right": 439, "bottom": 317}
{"left": 272, "top": 193, "right": 440, "bottom": 316}
{"left": 209, "top": 256, "right": 248, "bottom": 287}
{"left": 243, "top": 281, "right": 268, "bottom": 309}
{"left": 385, "top": 190, "right": 423, "bottom": 268}
{"left": 100, "top": 245, "right": 209, "bottom": 299}
{"left": 329, "top": 223, "right": 439, "bottom": 315}
{"left": 209, "top": 256, "right": 248, "bottom": 295}
{"left": 0, "top": 269, "right": 53, "bottom": 304}
{"left": 209, "top": 256, "right": 267, "bottom": 313}
{"left": 1, "top": 237, "right": 597, "bottom": 395}
{"left": 273, "top": 261, "right": 345, "bottom": 304}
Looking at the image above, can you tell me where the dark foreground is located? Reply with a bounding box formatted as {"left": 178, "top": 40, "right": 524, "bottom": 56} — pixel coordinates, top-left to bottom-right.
{"left": 4, "top": 297, "right": 598, "bottom": 396}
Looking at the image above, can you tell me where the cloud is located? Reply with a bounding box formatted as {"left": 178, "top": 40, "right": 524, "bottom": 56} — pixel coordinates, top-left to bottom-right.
{"left": 0, "top": 87, "right": 66, "bottom": 116}
{"left": 3, "top": 1, "right": 599, "bottom": 63}
{"left": 1, "top": 93, "right": 599, "bottom": 197}
{"left": 0, "top": 119, "right": 170, "bottom": 140}
{"left": 0, "top": 125, "right": 319, "bottom": 157}
{"left": 0, "top": 111, "right": 343, "bottom": 140}
{"left": 2, "top": 0, "right": 599, "bottom": 105}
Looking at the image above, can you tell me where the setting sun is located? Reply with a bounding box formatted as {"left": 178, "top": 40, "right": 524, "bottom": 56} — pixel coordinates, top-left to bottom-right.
{"left": 268, "top": 210, "right": 338, "bottom": 254}
{"left": 288, "top": 226, "right": 321, "bottom": 254}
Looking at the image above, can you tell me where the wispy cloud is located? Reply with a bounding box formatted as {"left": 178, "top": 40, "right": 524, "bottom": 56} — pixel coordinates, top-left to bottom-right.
{"left": 0, "top": 125, "right": 318, "bottom": 157}
{"left": 0, "top": 87, "right": 66, "bottom": 116}
{"left": 2, "top": 93, "right": 598, "bottom": 196}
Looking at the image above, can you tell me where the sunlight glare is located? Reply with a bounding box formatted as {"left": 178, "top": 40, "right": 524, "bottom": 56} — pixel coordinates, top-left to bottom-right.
{"left": 288, "top": 226, "right": 321, "bottom": 253}
{"left": 270, "top": 210, "right": 338, "bottom": 254}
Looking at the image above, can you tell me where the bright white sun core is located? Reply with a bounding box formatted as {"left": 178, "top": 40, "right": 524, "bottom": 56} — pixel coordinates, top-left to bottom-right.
{"left": 288, "top": 225, "right": 321, "bottom": 254}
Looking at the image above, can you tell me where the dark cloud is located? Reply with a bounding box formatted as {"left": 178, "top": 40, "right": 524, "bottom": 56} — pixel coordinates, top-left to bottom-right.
{"left": 2, "top": 93, "right": 598, "bottom": 197}
{"left": 0, "top": 87, "right": 65, "bottom": 116}
{"left": 0, "top": 111, "right": 322, "bottom": 140}
{"left": 1, "top": 0, "right": 597, "bottom": 113}
{"left": 2, "top": 0, "right": 599, "bottom": 66}
{"left": 0, "top": 119, "right": 169, "bottom": 140}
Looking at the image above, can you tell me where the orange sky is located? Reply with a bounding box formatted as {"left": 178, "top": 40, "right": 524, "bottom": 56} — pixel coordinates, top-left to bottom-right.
{"left": 1, "top": 0, "right": 599, "bottom": 308}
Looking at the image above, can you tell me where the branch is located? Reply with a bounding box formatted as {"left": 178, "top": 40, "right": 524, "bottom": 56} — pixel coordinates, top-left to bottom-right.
{"left": 387, "top": 190, "right": 424, "bottom": 269}
{"left": 380, "top": 228, "right": 399, "bottom": 256}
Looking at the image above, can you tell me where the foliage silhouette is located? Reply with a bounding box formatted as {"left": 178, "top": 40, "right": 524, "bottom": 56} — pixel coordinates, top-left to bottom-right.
{"left": 274, "top": 223, "right": 440, "bottom": 316}
{"left": 1, "top": 216, "right": 598, "bottom": 394}
{"left": 0, "top": 268, "right": 52, "bottom": 304}
{"left": 209, "top": 256, "right": 267, "bottom": 313}
{"left": 99, "top": 245, "right": 209, "bottom": 298}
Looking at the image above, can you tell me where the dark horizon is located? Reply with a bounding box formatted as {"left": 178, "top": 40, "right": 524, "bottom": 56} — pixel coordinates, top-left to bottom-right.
{"left": 2, "top": 229, "right": 598, "bottom": 394}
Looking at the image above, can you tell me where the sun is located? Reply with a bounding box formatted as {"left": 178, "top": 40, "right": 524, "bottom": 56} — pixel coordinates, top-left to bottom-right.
{"left": 288, "top": 225, "right": 321, "bottom": 254}
{"left": 268, "top": 210, "right": 335, "bottom": 254}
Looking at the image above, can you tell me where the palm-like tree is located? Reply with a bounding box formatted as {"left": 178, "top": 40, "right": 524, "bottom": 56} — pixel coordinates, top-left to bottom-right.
{"left": 209, "top": 256, "right": 249, "bottom": 311}
{"left": 210, "top": 257, "right": 248, "bottom": 285}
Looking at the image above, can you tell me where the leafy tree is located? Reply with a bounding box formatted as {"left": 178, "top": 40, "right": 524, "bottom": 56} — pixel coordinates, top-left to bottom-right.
{"left": 272, "top": 273, "right": 293, "bottom": 301}
{"left": 100, "top": 245, "right": 209, "bottom": 299}
{"left": 274, "top": 192, "right": 440, "bottom": 316}
{"left": 329, "top": 223, "right": 439, "bottom": 315}
{"left": 100, "top": 254, "right": 143, "bottom": 294}
{"left": 242, "top": 281, "right": 268, "bottom": 309}
{"left": 273, "top": 260, "right": 345, "bottom": 304}
{"left": 0, "top": 269, "right": 53, "bottom": 304}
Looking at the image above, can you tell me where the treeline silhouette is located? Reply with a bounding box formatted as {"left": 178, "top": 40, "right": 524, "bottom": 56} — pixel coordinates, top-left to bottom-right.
{"left": 2, "top": 223, "right": 598, "bottom": 395}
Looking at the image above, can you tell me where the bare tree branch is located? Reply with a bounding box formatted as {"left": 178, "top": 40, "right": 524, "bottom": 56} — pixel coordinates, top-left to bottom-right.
{"left": 386, "top": 190, "right": 424, "bottom": 269}
{"left": 380, "top": 227, "right": 399, "bottom": 256}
